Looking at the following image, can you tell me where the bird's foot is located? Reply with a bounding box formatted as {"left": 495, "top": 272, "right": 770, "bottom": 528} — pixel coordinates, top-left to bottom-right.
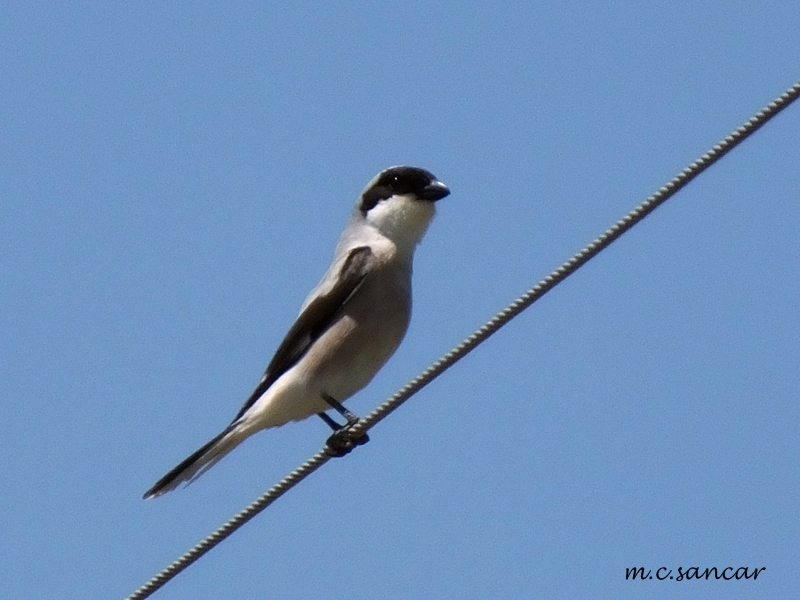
{"left": 324, "top": 422, "right": 369, "bottom": 457}
{"left": 319, "top": 393, "right": 369, "bottom": 456}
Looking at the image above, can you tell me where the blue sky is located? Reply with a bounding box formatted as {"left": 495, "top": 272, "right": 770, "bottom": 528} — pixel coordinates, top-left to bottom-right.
{"left": 2, "top": 2, "right": 798, "bottom": 599}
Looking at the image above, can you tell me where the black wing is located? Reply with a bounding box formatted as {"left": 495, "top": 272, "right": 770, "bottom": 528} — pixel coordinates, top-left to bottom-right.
{"left": 231, "top": 246, "right": 374, "bottom": 422}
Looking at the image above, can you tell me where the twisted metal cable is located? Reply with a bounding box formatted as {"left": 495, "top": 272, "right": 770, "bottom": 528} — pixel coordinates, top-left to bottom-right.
{"left": 127, "top": 452, "right": 332, "bottom": 600}
{"left": 125, "top": 79, "right": 800, "bottom": 600}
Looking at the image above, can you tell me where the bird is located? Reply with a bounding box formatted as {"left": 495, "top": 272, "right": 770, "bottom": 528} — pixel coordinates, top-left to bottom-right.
{"left": 144, "top": 166, "right": 450, "bottom": 498}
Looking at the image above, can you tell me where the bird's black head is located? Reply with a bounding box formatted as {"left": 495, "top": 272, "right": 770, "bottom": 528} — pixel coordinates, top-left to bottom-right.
{"left": 359, "top": 166, "right": 450, "bottom": 214}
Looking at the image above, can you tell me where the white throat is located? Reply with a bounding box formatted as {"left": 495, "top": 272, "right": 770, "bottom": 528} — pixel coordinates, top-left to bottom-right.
{"left": 365, "top": 194, "right": 436, "bottom": 254}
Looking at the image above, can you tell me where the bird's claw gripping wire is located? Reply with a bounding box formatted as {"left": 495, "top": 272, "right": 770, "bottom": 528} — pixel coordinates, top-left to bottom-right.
{"left": 324, "top": 425, "right": 370, "bottom": 457}
{"left": 318, "top": 394, "right": 370, "bottom": 457}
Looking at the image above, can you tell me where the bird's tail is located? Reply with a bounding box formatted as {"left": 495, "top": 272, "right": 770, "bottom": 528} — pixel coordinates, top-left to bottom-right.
{"left": 143, "top": 423, "right": 250, "bottom": 499}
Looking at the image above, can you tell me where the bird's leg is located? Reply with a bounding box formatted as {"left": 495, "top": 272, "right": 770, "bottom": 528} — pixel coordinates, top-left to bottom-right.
{"left": 322, "top": 393, "right": 361, "bottom": 424}
{"left": 317, "top": 411, "right": 343, "bottom": 431}
{"left": 319, "top": 393, "right": 369, "bottom": 457}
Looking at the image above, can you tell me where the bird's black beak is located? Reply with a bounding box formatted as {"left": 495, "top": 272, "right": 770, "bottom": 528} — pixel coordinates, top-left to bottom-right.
{"left": 420, "top": 180, "right": 450, "bottom": 201}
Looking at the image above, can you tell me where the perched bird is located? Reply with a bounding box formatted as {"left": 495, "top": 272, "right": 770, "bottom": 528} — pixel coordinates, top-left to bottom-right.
{"left": 144, "top": 166, "right": 450, "bottom": 498}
